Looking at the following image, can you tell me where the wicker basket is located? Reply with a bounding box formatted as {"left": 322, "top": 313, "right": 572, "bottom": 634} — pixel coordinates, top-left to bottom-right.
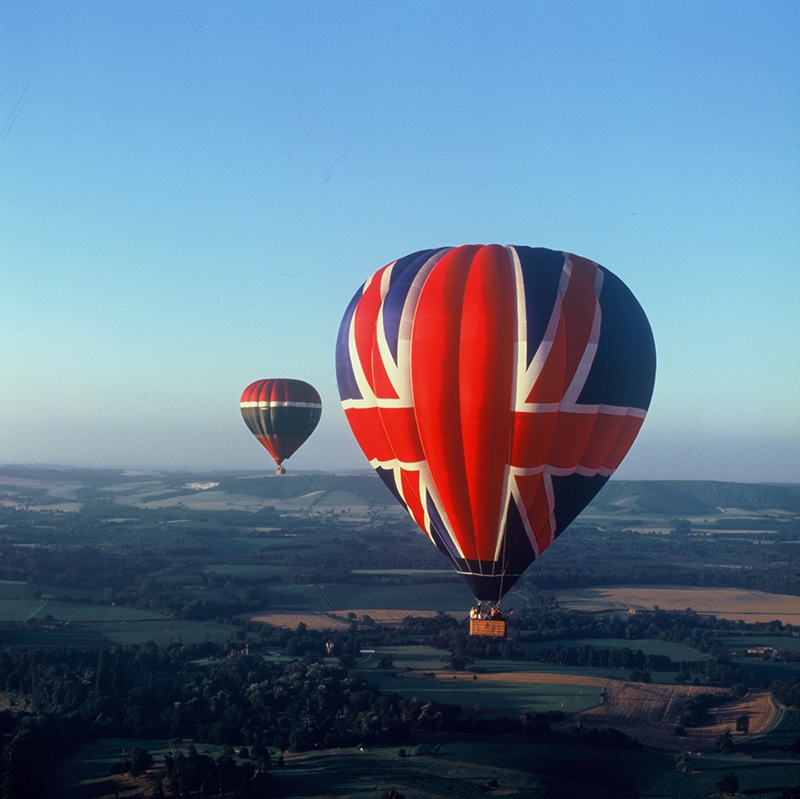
{"left": 469, "top": 618, "right": 507, "bottom": 638}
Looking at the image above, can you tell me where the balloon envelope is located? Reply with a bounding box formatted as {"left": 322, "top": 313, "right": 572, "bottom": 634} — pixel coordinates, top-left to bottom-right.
{"left": 336, "top": 245, "right": 656, "bottom": 602}
{"left": 240, "top": 379, "right": 322, "bottom": 466}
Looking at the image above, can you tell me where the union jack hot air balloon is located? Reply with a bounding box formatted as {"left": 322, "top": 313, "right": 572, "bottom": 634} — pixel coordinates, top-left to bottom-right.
{"left": 335, "top": 245, "right": 655, "bottom": 612}
{"left": 240, "top": 379, "right": 322, "bottom": 474}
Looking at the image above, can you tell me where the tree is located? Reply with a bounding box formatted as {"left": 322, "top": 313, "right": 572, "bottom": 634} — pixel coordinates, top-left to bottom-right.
{"left": 129, "top": 747, "right": 154, "bottom": 777}
{"left": 715, "top": 728, "right": 735, "bottom": 753}
{"left": 735, "top": 714, "right": 750, "bottom": 733}
{"left": 671, "top": 519, "right": 692, "bottom": 535}
{"left": 716, "top": 772, "right": 739, "bottom": 795}
{"left": 147, "top": 771, "right": 166, "bottom": 798}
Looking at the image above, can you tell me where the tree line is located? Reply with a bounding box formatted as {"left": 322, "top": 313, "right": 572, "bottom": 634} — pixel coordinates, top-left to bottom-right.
{"left": 0, "top": 637, "right": 557, "bottom": 799}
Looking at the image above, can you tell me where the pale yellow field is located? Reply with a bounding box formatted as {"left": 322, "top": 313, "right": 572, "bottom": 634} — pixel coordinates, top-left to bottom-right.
{"left": 240, "top": 609, "right": 450, "bottom": 630}
{"left": 548, "top": 586, "right": 800, "bottom": 623}
{"left": 240, "top": 611, "right": 352, "bottom": 630}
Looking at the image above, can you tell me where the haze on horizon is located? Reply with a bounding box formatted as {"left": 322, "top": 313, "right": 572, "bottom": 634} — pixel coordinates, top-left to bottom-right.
{"left": 2, "top": 2, "right": 799, "bottom": 484}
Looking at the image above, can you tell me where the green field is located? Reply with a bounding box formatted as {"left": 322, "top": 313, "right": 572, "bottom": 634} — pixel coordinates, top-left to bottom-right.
{"left": 34, "top": 584, "right": 103, "bottom": 601}
{"left": 0, "top": 580, "right": 33, "bottom": 600}
{"left": 352, "top": 569, "right": 456, "bottom": 576}
{"left": 365, "top": 649, "right": 641, "bottom": 680}
{"left": 47, "top": 734, "right": 800, "bottom": 799}
{"left": 359, "top": 648, "right": 612, "bottom": 716}
{"left": 521, "top": 637, "right": 707, "bottom": 661}
{"left": 187, "top": 534, "right": 272, "bottom": 556}
{"left": 716, "top": 633, "right": 800, "bottom": 650}
{"left": 371, "top": 672, "right": 604, "bottom": 715}
{"left": 362, "top": 644, "right": 454, "bottom": 670}
{"left": 733, "top": 658, "right": 800, "bottom": 684}
{"left": 319, "top": 581, "right": 473, "bottom": 611}
{"left": 0, "top": 598, "right": 164, "bottom": 623}
{"left": 0, "top": 598, "right": 48, "bottom": 621}
{"left": 0, "top": 618, "right": 237, "bottom": 648}
{"left": 739, "top": 708, "right": 800, "bottom": 759}
{"left": 261, "top": 583, "right": 328, "bottom": 610}
{"left": 0, "top": 580, "right": 102, "bottom": 602}
{"left": 201, "top": 563, "right": 287, "bottom": 578}
{"left": 253, "top": 578, "right": 475, "bottom": 613}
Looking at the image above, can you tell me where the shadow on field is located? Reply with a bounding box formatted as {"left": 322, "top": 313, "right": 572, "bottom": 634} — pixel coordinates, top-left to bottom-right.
{"left": 57, "top": 778, "right": 118, "bottom": 799}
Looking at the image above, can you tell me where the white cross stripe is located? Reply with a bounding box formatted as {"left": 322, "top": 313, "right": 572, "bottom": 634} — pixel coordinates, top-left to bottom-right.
{"left": 240, "top": 401, "right": 321, "bottom": 409}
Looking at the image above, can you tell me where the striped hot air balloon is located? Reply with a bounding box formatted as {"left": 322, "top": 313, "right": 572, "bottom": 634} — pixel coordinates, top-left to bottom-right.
{"left": 240, "top": 379, "right": 322, "bottom": 473}
{"left": 335, "top": 245, "right": 655, "bottom": 604}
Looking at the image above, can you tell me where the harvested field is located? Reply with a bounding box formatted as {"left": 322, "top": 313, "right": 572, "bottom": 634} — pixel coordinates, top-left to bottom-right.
{"left": 239, "top": 611, "right": 351, "bottom": 631}
{"left": 240, "top": 608, "right": 456, "bottom": 631}
{"left": 403, "top": 669, "right": 608, "bottom": 689}
{"left": 553, "top": 682, "right": 779, "bottom": 751}
{"left": 395, "top": 670, "right": 781, "bottom": 751}
{"left": 549, "top": 586, "right": 800, "bottom": 623}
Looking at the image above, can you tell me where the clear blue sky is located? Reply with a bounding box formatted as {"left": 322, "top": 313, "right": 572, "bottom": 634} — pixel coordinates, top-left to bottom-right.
{"left": 2, "top": 1, "right": 798, "bottom": 482}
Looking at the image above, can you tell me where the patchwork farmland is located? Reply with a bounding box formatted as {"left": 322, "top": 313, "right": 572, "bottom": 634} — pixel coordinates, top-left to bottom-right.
{"left": 2, "top": 467, "right": 799, "bottom": 798}
{"left": 548, "top": 586, "right": 800, "bottom": 624}
{"left": 553, "top": 682, "right": 779, "bottom": 751}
